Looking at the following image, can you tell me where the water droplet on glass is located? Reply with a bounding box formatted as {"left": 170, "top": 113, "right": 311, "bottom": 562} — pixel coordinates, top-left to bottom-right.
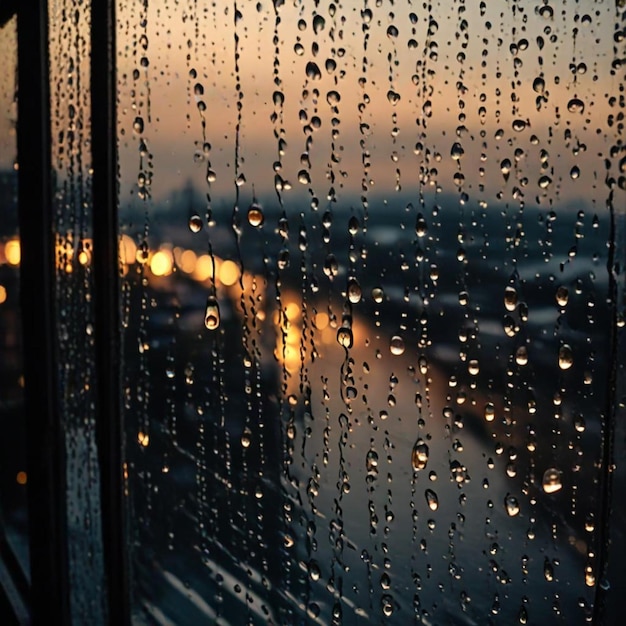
{"left": 542, "top": 468, "right": 563, "bottom": 494}
{"left": 532, "top": 77, "right": 545, "bottom": 93}
{"left": 558, "top": 345, "right": 573, "bottom": 370}
{"left": 556, "top": 286, "right": 569, "bottom": 307}
{"left": 538, "top": 175, "right": 552, "bottom": 189}
{"left": 133, "top": 116, "right": 144, "bottom": 134}
{"left": 386, "top": 90, "right": 401, "bottom": 106}
{"left": 515, "top": 346, "right": 528, "bottom": 366}
{"left": 567, "top": 97, "right": 585, "bottom": 113}
{"left": 504, "top": 286, "right": 518, "bottom": 311}
{"left": 372, "top": 287, "right": 384, "bottom": 303}
{"left": 337, "top": 326, "right": 353, "bottom": 349}
{"left": 484, "top": 402, "right": 495, "bottom": 422}
{"left": 347, "top": 278, "right": 362, "bottom": 304}
{"left": 389, "top": 335, "right": 405, "bottom": 356}
{"left": 451, "top": 142, "right": 464, "bottom": 160}
{"left": 188, "top": 215, "right": 203, "bottom": 233}
{"left": 241, "top": 427, "right": 252, "bottom": 448}
{"left": 205, "top": 297, "right": 220, "bottom": 330}
{"left": 512, "top": 119, "right": 527, "bottom": 132}
{"left": 247, "top": 203, "right": 264, "bottom": 227}
{"left": 425, "top": 489, "right": 439, "bottom": 511}
{"left": 412, "top": 439, "right": 429, "bottom": 471}
{"left": 305, "top": 61, "right": 322, "bottom": 81}
{"left": 504, "top": 494, "right": 520, "bottom": 517}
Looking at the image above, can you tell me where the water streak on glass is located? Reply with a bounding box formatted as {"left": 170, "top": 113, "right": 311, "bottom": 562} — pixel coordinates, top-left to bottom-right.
{"left": 117, "top": 2, "right": 624, "bottom": 623}
{"left": 48, "top": 1, "right": 106, "bottom": 621}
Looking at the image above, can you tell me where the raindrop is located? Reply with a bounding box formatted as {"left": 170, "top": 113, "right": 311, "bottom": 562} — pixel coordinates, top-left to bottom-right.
{"left": 450, "top": 142, "right": 464, "bottom": 160}
{"left": 337, "top": 326, "right": 353, "bottom": 349}
{"left": 204, "top": 297, "right": 220, "bottom": 330}
{"left": 372, "top": 287, "right": 384, "bottom": 303}
{"left": 468, "top": 359, "right": 480, "bottom": 375}
{"left": 558, "top": 345, "right": 573, "bottom": 370}
{"left": 512, "top": 119, "right": 527, "bottom": 132}
{"left": 532, "top": 77, "right": 545, "bottom": 93}
{"left": 484, "top": 402, "right": 495, "bottom": 422}
{"left": 567, "top": 97, "right": 585, "bottom": 114}
{"left": 133, "top": 116, "right": 144, "bottom": 134}
{"left": 188, "top": 215, "right": 203, "bottom": 233}
{"left": 412, "top": 439, "right": 429, "bottom": 471}
{"left": 542, "top": 468, "right": 563, "bottom": 494}
{"left": 347, "top": 278, "right": 362, "bottom": 304}
{"left": 515, "top": 346, "right": 528, "bottom": 366}
{"left": 241, "top": 427, "right": 252, "bottom": 448}
{"left": 386, "top": 90, "right": 401, "bottom": 106}
{"left": 504, "top": 286, "right": 518, "bottom": 311}
{"left": 305, "top": 62, "right": 322, "bottom": 81}
{"left": 389, "top": 335, "right": 405, "bottom": 356}
{"left": 555, "top": 286, "right": 569, "bottom": 307}
{"left": 538, "top": 175, "right": 552, "bottom": 189}
{"left": 312, "top": 14, "right": 325, "bottom": 34}
{"left": 425, "top": 489, "right": 439, "bottom": 511}
{"left": 504, "top": 494, "right": 520, "bottom": 517}
{"left": 247, "top": 203, "right": 264, "bottom": 227}
{"left": 386, "top": 25, "right": 399, "bottom": 39}
{"left": 326, "top": 90, "right": 341, "bottom": 106}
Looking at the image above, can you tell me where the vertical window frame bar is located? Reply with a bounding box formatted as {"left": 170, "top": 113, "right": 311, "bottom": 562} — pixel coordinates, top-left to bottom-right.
{"left": 91, "top": 0, "right": 131, "bottom": 623}
{"left": 17, "top": 0, "right": 71, "bottom": 622}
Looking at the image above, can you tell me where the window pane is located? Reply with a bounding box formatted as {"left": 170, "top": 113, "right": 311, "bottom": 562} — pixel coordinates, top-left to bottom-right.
{"left": 0, "top": 13, "right": 28, "bottom": 578}
{"left": 118, "top": 2, "right": 623, "bottom": 623}
{"left": 48, "top": 1, "right": 106, "bottom": 620}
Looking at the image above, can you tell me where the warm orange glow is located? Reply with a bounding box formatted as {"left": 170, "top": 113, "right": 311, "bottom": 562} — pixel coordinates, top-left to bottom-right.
{"left": 78, "top": 249, "right": 90, "bottom": 265}
{"left": 119, "top": 234, "right": 137, "bottom": 265}
{"left": 150, "top": 249, "right": 174, "bottom": 276}
{"left": 138, "top": 432, "right": 150, "bottom": 447}
{"left": 0, "top": 285, "right": 6, "bottom": 304}
{"left": 5, "top": 239, "right": 20, "bottom": 266}
{"left": 180, "top": 249, "right": 197, "bottom": 274}
{"left": 193, "top": 254, "right": 215, "bottom": 281}
{"left": 219, "top": 259, "right": 240, "bottom": 287}
{"left": 314, "top": 311, "right": 329, "bottom": 330}
{"left": 16, "top": 471, "right": 27, "bottom": 485}
{"left": 285, "top": 301, "right": 301, "bottom": 322}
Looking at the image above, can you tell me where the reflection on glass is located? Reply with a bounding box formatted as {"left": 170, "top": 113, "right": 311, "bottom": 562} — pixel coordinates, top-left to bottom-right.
{"left": 118, "top": 2, "right": 622, "bottom": 623}
{"left": 0, "top": 14, "right": 28, "bottom": 578}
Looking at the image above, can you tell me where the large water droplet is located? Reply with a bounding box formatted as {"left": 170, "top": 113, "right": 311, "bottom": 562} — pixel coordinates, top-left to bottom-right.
{"left": 412, "top": 439, "right": 429, "bottom": 471}
{"left": 504, "top": 286, "right": 518, "bottom": 311}
{"left": 247, "top": 203, "right": 264, "bottom": 227}
{"left": 347, "top": 278, "right": 362, "bottom": 304}
{"left": 504, "top": 494, "right": 520, "bottom": 517}
{"left": 205, "top": 297, "right": 220, "bottom": 330}
{"left": 188, "top": 215, "right": 203, "bottom": 233}
{"left": 542, "top": 468, "right": 563, "bottom": 494}
{"left": 389, "top": 335, "right": 405, "bottom": 356}
{"left": 558, "top": 345, "right": 573, "bottom": 370}
{"left": 425, "top": 489, "right": 439, "bottom": 511}
{"left": 567, "top": 97, "right": 585, "bottom": 113}
{"left": 337, "top": 326, "right": 353, "bottom": 349}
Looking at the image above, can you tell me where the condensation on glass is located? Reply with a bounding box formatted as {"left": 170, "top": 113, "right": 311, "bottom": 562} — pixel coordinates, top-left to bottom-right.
{"left": 117, "top": 2, "right": 625, "bottom": 624}
{"left": 0, "top": 13, "right": 29, "bottom": 578}
{"left": 48, "top": 1, "right": 106, "bottom": 621}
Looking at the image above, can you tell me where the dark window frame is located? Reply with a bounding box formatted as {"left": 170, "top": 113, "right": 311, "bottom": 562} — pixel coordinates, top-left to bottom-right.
{"left": 1, "top": 2, "right": 625, "bottom": 624}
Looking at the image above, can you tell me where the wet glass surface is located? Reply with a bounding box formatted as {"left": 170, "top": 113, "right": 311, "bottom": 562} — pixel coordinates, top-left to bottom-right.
{"left": 117, "top": 2, "right": 625, "bottom": 623}
{"left": 48, "top": 0, "right": 106, "bottom": 620}
{"left": 0, "top": 13, "right": 28, "bottom": 579}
